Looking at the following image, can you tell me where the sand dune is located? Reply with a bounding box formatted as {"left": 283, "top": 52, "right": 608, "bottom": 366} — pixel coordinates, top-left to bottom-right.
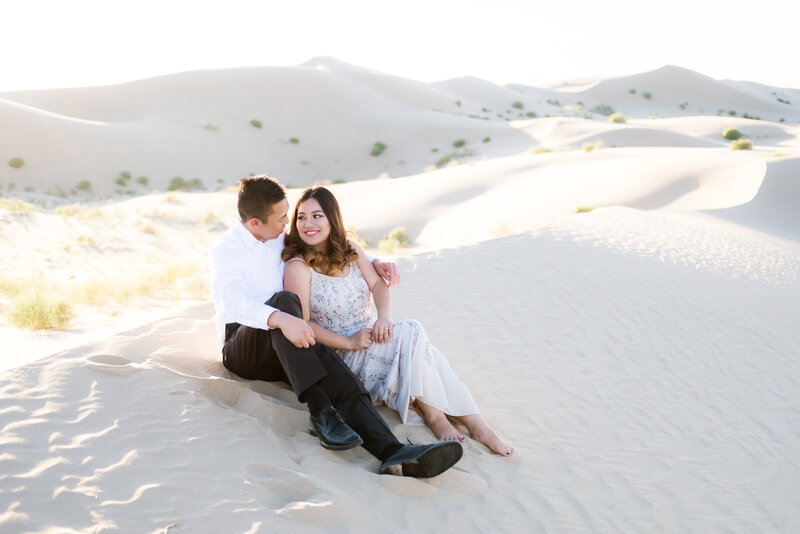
{"left": 2, "top": 59, "right": 800, "bottom": 533}
{"left": 2, "top": 60, "right": 798, "bottom": 196}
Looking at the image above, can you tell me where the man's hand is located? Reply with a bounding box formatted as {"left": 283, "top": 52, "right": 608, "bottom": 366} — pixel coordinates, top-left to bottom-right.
{"left": 372, "top": 260, "right": 400, "bottom": 287}
{"left": 269, "top": 311, "right": 316, "bottom": 348}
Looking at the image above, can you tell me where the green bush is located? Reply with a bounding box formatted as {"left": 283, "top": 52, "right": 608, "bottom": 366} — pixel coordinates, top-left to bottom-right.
{"left": 137, "top": 176, "right": 149, "bottom": 186}
{"left": 591, "top": 105, "right": 614, "bottom": 116}
{"left": 732, "top": 139, "right": 752, "bottom": 150}
{"left": 8, "top": 157, "right": 24, "bottom": 168}
{"left": 9, "top": 292, "right": 73, "bottom": 330}
{"left": 526, "top": 111, "right": 537, "bottom": 118}
{"left": 370, "top": 141, "right": 387, "bottom": 156}
{"left": 289, "top": 137, "right": 299, "bottom": 144}
{"left": 250, "top": 119, "right": 262, "bottom": 128}
{"left": 722, "top": 128, "right": 742, "bottom": 140}
{"left": 378, "top": 227, "right": 410, "bottom": 253}
{"left": 512, "top": 100, "right": 524, "bottom": 109}
{"left": 452, "top": 139, "right": 466, "bottom": 148}
{"left": 609, "top": 112, "right": 626, "bottom": 124}
{"left": 455, "top": 100, "right": 462, "bottom": 107}
{"left": 483, "top": 137, "right": 491, "bottom": 143}
{"left": 643, "top": 92, "right": 652, "bottom": 100}
{"left": 76, "top": 180, "right": 91, "bottom": 192}
{"left": 168, "top": 176, "right": 206, "bottom": 191}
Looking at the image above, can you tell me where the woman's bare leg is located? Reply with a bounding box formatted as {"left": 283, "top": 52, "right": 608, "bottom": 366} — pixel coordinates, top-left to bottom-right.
{"left": 414, "top": 400, "right": 466, "bottom": 443}
{"left": 455, "top": 414, "right": 513, "bottom": 456}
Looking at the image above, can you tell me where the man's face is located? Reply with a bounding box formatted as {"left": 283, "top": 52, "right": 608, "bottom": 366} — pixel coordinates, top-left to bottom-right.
{"left": 250, "top": 198, "right": 289, "bottom": 242}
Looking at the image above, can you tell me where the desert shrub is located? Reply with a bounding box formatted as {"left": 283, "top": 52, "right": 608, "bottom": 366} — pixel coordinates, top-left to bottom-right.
{"left": 452, "top": 139, "right": 466, "bottom": 148}
{"left": 9, "top": 292, "right": 73, "bottom": 329}
{"left": 582, "top": 140, "right": 605, "bottom": 152}
{"left": 530, "top": 146, "right": 553, "bottom": 154}
{"left": 431, "top": 148, "right": 439, "bottom": 153}
{"left": 378, "top": 227, "right": 410, "bottom": 253}
{"left": 137, "top": 176, "right": 149, "bottom": 186}
{"left": 483, "top": 137, "right": 491, "bottom": 143}
{"left": 547, "top": 99, "right": 561, "bottom": 107}
{"left": 76, "top": 180, "right": 91, "bottom": 192}
{"left": 8, "top": 157, "right": 24, "bottom": 168}
{"left": 731, "top": 139, "right": 753, "bottom": 150}
{"left": 777, "top": 97, "right": 790, "bottom": 104}
{"left": 436, "top": 153, "right": 454, "bottom": 167}
{"left": 250, "top": 119, "right": 262, "bottom": 128}
{"left": 168, "top": 176, "right": 206, "bottom": 191}
{"left": 289, "top": 137, "right": 299, "bottom": 144}
{"left": 370, "top": 141, "right": 387, "bottom": 156}
{"left": 728, "top": 110, "right": 737, "bottom": 116}
{"left": 591, "top": 105, "right": 614, "bottom": 116}
{"left": 643, "top": 91, "right": 652, "bottom": 100}
{"left": 576, "top": 206, "right": 595, "bottom": 213}
{"left": 56, "top": 204, "right": 85, "bottom": 217}
{"left": 722, "top": 128, "right": 742, "bottom": 140}
{"left": 526, "top": 111, "right": 537, "bottom": 118}
{"left": 609, "top": 113, "right": 626, "bottom": 124}
{"left": 455, "top": 100, "right": 461, "bottom": 106}
{"left": 512, "top": 100, "right": 524, "bottom": 109}
{"left": 629, "top": 89, "right": 636, "bottom": 94}
{"left": 204, "top": 123, "right": 218, "bottom": 131}
{"left": 0, "top": 198, "right": 35, "bottom": 212}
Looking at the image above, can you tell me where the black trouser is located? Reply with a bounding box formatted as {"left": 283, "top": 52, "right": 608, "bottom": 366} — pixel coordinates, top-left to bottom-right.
{"left": 222, "top": 291, "right": 399, "bottom": 460}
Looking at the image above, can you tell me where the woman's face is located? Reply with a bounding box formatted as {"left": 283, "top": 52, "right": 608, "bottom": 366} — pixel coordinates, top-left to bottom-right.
{"left": 295, "top": 197, "right": 330, "bottom": 250}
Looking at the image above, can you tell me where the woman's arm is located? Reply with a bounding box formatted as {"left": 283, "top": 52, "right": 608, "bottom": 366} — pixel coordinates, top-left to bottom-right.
{"left": 351, "top": 241, "right": 394, "bottom": 344}
{"left": 283, "top": 259, "right": 372, "bottom": 351}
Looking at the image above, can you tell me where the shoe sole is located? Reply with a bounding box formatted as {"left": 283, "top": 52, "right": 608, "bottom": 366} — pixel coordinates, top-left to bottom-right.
{"left": 383, "top": 442, "right": 463, "bottom": 478}
{"left": 308, "top": 425, "right": 363, "bottom": 451}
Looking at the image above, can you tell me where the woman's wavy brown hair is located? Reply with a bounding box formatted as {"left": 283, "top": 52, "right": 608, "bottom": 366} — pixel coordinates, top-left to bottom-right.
{"left": 282, "top": 186, "right": 357, "bottom": 274}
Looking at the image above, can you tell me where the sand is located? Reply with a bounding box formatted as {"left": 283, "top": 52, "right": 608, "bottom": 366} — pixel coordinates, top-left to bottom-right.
{"left": 1, "top": 59, "right": 799, "bottom": 533}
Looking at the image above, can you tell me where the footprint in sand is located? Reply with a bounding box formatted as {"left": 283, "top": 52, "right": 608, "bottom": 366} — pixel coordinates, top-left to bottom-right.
{"left": 85, "top": 355, "right": 138, "bottom": 376}
{"left": 243, "top": 463, "right": 352, "bottom": 524}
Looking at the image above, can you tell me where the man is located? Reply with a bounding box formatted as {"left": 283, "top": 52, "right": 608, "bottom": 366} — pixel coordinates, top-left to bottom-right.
{"left": 209, "top": 175, "right": 462, "bottom": 478}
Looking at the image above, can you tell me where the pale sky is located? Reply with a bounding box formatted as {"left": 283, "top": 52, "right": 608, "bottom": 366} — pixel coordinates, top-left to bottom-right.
{"left": 2, "top": 0, "right": 799, "bottom": 93}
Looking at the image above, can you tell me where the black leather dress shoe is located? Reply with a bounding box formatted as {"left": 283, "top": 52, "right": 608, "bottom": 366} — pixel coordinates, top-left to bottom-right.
{"left": 379, "top": 441, "right": 463, "bottom": 478}
{"left": 308, "top": 406, "right": 363, "bottom": 451}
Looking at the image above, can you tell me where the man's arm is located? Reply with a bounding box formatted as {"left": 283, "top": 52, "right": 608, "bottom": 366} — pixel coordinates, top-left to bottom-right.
{"left": 267, "top": 309, "right": 316, "bottom": 349}
{"left": 349, "top": 240, "right": 400, "bottom": 286}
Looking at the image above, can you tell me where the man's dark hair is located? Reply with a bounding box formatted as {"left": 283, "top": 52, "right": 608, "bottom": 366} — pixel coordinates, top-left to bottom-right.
{"left": 237, "top": 174, "right": 286, "bottom": 222}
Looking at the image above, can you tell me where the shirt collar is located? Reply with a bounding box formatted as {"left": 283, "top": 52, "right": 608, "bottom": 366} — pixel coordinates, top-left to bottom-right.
{"left": 233, "top": 221, "right": 262, "bottom": 249}
{"left": 232, "top": 221, "right": 286, "bottom": 249}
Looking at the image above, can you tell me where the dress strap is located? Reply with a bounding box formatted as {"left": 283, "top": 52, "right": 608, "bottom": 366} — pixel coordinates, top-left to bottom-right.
{"left": 286, "top": 257, "right": 307, "bottom": 265}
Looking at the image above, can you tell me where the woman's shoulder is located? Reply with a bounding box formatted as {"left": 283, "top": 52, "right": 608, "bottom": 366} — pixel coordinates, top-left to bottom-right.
{"left": 284, "top": 257, "right": 310, "bottom": 276}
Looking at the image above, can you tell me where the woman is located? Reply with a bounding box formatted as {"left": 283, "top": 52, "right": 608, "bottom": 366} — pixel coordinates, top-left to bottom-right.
{"left": 282, "top": 186, "right": 512, "bottom": 456}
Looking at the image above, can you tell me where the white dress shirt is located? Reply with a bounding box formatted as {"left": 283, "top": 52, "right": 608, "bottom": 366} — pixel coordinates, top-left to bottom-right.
{"left": 209, "top": 222, "right": 286, "bottom": 349}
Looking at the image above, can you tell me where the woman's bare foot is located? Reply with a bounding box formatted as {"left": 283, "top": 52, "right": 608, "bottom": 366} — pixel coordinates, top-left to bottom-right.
{"left": 457, "top": 414, "right": 513, "bottom": 456}
{"left": 415, "top": 401, "right": 466, "bottom": 443}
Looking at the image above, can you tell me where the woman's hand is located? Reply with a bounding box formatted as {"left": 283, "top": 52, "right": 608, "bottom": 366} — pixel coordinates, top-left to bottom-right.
{"left": 348, "top": 329, "right": 373, "bottom": 350}
{"left": 372, "top": 318, "right": 393, "bottom": 343}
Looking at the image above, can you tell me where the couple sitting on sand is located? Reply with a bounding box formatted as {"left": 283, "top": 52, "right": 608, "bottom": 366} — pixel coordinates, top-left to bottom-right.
{"left": 209, "top": 175, "right": 511, "bottom": 479}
